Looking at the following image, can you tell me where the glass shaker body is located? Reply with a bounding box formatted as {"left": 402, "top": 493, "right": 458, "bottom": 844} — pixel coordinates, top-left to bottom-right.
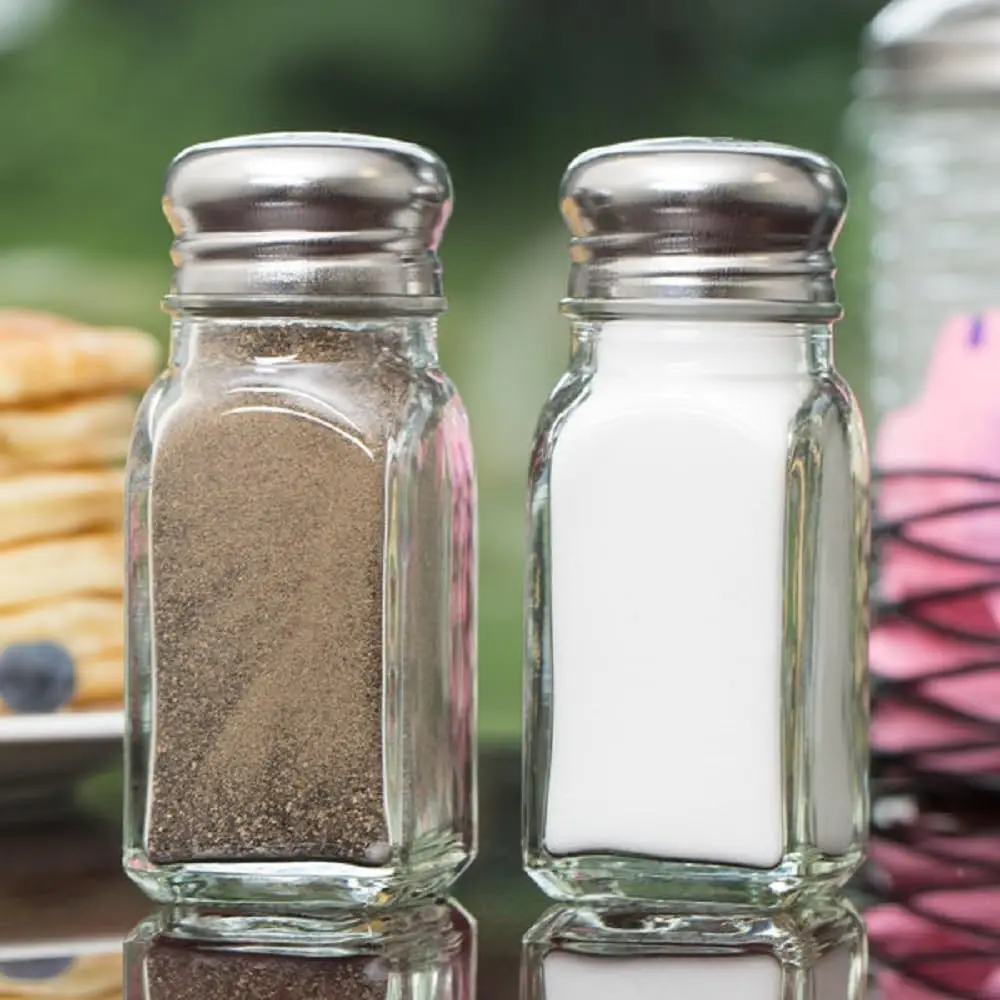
{"left": 123, "top": 134, "right": 476, "bottom": 911}
{"left": 524, "top": 318, "right": 869, "bottom": 906}
{"left": 524, "top": 139, "right": 870, "bottom": 907}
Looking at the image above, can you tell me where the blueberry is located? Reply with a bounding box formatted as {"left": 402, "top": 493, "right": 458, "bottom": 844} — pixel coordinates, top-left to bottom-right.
{"left": 0, "top": 642, "right": 76, "bottom": 714}
{"left": 0, "top": 957, "right": 74, "bottom": 980}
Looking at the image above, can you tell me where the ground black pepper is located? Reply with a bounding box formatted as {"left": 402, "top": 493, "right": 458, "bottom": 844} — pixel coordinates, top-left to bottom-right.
{"left": 145, "top": 324, "right": 410, "bottom": 865}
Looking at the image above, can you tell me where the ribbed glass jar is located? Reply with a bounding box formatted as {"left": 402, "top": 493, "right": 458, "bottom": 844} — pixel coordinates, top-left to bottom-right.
{"left": 859, "top": 0, "right": 1000, "bottom": 417}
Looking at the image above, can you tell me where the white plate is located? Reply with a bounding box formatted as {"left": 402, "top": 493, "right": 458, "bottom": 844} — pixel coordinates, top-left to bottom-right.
{"left": 0, "top": 711, "right": 123, "bottom": 822}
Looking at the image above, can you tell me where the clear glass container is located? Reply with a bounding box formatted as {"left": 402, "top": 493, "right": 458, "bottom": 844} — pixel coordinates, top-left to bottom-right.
{"left": 125, "top": 900, "right": 475, "bottom": 997}
{"left": 522, "top": 897, "right": 867, "bottom": 1000}
{"left": 852, "top": 0, "right": 1000, "bottom": 415}
{"left": 523, "top": 139, "right": 870, "bottom": 907}
{"left": 858, "top": 1, "right": 1000, "bottom": 790}
{"left": 124, "top": 134, "right": 476, "bottom": 914}
{"left": 858, "top": 0, "right": 1000, "bottom": 419}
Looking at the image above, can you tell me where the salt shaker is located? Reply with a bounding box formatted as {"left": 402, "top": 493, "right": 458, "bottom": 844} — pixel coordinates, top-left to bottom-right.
{"left": 523, "top": 138, "right": 870, "bottom": 906}
{"left": 124, "top": 133, "right": 477, "bottom": 913}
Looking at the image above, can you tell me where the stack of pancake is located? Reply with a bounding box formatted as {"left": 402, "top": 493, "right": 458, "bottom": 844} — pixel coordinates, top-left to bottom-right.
{"left": 0, "top": 311, "right": 158, "bottom": 715}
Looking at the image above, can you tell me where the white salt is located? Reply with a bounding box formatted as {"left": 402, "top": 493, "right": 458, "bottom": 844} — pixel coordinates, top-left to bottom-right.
{"left": 545, "top": 320, "right": 811, "bottom": 867}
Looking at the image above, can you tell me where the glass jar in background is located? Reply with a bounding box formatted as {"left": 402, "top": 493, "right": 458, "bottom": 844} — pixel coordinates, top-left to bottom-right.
{"left": 124, "top": 133, "right": 477, "bottom": 914}
{"left": 860, "top": 0, "right": 1000, "bottom": 416}
{"left": 523, "top": 139, "right": 870, "bottom": 907}
{"left": 859, "top": 2, "right": 1000, "bottom": 792}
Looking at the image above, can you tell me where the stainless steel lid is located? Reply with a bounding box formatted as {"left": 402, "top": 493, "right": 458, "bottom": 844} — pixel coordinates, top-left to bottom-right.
{"left": 559, "top": 137, "right": 847, "bottom": 321}
{"left": 862, "top": 0, "right": 1000, "bottom": 98}
{"left": 163, "top": 132, "right": 452, "bottom": 312}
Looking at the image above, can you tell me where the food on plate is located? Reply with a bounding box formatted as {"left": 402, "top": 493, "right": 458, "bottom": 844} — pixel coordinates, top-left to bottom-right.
{"left": 0, "top": 309, "right": 157, "bottom": 716}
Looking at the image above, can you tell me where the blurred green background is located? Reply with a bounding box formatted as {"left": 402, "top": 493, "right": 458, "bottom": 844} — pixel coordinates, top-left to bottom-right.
{"left": 0, "top": 0, "right": 879, "bottom": 742}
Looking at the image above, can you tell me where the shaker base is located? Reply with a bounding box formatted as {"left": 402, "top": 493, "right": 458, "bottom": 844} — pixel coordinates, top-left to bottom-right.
{"left": 124, "top": 842, "right": 472, "bottom": 911}
{"left": 132, "top": 898, "right": 469, "bottom": 953}
{"left": 524, "top": 848, "right": 863, "bottom": 909}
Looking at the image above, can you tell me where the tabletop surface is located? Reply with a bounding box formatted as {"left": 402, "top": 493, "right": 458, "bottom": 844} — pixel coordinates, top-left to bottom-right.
{"left": 0, "top": 749, "right": 928, "bottom": 1000}
{"left": 0, "top": 812, "right": 528, "bottom": 1000}
{"left": 0, "top": 771, "right": 879, "bottom": 1000}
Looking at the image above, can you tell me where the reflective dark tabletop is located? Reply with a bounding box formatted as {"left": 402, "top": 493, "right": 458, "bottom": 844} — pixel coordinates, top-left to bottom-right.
{"left": 3, "top": 762, "right": 993, "bottom": 1000}
{"left": 0, "top": 812, "right": 866, "bottom": 1000}
{"left": 0, "top": 756, "right": 534, "bottom": 1000}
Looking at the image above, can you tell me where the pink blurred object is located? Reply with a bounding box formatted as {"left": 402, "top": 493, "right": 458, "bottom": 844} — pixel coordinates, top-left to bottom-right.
{"left": 870, "top": 831, "right": 1000, "bottom": 891}
{"left": 870, "top": 622, "right": 1000, "bottom": 773}
{"left": 876, "top": 312, "right": 1000, "bottom": 612}
{"left": 870, "top": 620, "right": 996, "bottom": 680}
{"left": 870, "top": 622, "right": 1000, "bottom": 772}
{"left": 985, "top": 968, "right": 1000, "bottom": 999}
{"left": 869, "top": 901, "right": 1000, "bottom": 1000}
{"left": 872, "top": 311, "right": 1000, "bottom": 777}
{"left": 869, "top": 316, "right": 1000, "bottom": 1000}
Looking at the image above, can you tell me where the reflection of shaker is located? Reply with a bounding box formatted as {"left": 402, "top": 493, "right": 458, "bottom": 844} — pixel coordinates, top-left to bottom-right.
{"left": 522, "top": 900, "right": 867, "bottom": 1000}
{"left": 125, "top": 901, "right": 476, "bottom": 1000}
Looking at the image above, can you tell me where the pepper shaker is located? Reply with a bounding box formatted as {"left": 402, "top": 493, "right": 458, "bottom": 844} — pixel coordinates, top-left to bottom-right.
{"left": 523, "top": 138, "right": 870, "bottom": 906}
{"left": 124, "top": 133, "right": 477, "bottom": 912}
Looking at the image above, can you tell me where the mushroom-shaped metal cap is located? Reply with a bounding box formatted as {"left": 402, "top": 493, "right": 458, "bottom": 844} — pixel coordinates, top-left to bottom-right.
{"left": 862, "top": 0, "right": 1000, "bottom": 98}
{"left": 163, "top": 132, "right": 452, "bottom": 311}
{"left": 559, "top": 137, "right": 848, "bottom": 321}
